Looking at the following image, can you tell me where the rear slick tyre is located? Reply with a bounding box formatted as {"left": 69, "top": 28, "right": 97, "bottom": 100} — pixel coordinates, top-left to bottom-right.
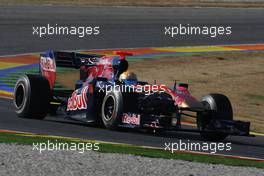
{"left": 13, "top": 74, "right": 51, "bottom": 119}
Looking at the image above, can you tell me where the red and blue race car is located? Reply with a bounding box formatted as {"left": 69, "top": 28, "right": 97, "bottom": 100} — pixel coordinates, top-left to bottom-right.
{"left": 13, "top": 50, "right": 252, "bottom": 140}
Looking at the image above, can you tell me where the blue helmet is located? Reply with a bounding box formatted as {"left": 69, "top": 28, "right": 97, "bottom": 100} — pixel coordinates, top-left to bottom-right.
{"left": 119, "top": 71, "right": 138, "bottom": 85}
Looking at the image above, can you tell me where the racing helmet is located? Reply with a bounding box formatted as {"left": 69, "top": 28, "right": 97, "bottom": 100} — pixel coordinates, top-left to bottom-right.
{"left": 119, "top": 71, "right": 138, "bottom": 85}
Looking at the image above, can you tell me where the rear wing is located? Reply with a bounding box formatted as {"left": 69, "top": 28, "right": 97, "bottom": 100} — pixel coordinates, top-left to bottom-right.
{"left": 54, "top": 51, "right": 103, "bottom": 68}
{"left": 39, "top": 50, "right": 104, "bottom": 90}
{"left": 40, "top": 51, "right": 104, "bottom": 68}
{"left": 39, "top": 50, "right": 132, "bottom": 90}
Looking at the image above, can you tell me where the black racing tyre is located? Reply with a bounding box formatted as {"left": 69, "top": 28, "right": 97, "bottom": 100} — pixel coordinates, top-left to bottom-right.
{"left": 197, "top": 93, "right": 233, "bottom": 141}
{"left": 13, "top": 74, "right": 51, "bottom": 119}
{"left": 101, "top": 90, "right": 123, "bottom": 129}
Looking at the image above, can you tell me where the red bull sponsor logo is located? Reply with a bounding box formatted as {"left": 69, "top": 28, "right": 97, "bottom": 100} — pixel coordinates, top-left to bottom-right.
{"left": 40, "top": 56, "right": 56, "bottom": 72}
{"left": 67, "top": 86, "right": 88, "bottom": 111}
{"left": 122, "top": 113, "right": 140, "bottom": 125}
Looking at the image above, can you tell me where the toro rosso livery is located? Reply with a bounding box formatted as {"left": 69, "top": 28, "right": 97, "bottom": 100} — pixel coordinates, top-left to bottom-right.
{"left": 13, "top": 50, "right": 252, "bottom": 140}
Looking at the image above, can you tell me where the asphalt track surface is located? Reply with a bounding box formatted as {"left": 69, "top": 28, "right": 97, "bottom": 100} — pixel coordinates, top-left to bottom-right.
{"left": 0, "top": 5, "right": 264, "bottom": 159}
{"left": 1, "top": 98, "right": 264, "bottom": 159}
{"left": 0, "top": 5, "right": 264, "bottom": 55}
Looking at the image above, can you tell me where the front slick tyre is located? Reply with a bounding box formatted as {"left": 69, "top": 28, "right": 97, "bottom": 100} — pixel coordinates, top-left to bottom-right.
{"left": 13, "top": 74, "right": 51, "bottom": 119}
{"left": 101, "top": 90, "right": 123, "bottom": 130}
{"left": 197, "top": 93, "right": 233, "bottom": 141}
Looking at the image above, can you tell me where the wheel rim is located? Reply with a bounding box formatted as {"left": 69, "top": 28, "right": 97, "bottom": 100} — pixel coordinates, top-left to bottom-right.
{"left": 15, "top": 84, "right": 25, "bottom": 109}
{"left": 103, "top": 95, "right": 115, "bottom": 121}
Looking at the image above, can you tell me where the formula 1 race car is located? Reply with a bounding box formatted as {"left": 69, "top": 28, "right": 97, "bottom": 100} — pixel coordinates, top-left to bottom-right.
{"left": 13, "top": 50, "right": 252, "bottom": 141}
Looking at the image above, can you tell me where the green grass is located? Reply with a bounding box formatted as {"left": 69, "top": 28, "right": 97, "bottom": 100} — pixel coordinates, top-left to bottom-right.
{"left": 0, "top": 132, "right": 263, "bottom": 168}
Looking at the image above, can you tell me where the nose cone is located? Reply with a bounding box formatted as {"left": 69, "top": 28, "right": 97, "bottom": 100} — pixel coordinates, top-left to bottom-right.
{"left": 175, "top": 88, "right": 204, "bottom": 110}
{"left": 179, "top": 96, "right": 205, "bottom": 110}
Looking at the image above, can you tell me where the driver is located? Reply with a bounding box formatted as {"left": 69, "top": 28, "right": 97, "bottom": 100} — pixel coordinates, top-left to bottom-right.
{"left": 119, "top": 71, "right": 138, "bottom": 85}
